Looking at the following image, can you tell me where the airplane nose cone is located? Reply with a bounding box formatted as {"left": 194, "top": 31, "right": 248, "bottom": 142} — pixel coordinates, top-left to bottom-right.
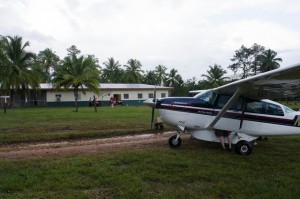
{"left": 143, "top": 98, "right": 156, "bottom": 108}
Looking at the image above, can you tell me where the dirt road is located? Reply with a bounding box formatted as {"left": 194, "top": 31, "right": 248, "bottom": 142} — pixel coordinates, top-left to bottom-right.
{"left": 0, "top": 132, "right": 189, "bottom": 159}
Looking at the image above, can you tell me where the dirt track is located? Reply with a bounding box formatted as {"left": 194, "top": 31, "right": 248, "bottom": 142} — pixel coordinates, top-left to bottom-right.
{"left": 0, "top": 132, "right": 189, "bottom": 159}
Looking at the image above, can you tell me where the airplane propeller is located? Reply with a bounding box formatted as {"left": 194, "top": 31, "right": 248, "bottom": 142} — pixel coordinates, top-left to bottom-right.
{"left": 150, "top": 87, "right": 157, "bottom": 129}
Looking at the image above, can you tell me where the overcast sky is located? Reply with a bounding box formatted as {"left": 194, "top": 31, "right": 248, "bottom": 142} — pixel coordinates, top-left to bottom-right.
{"left": 1, "top": 0, "right": 300, "bottom": 80}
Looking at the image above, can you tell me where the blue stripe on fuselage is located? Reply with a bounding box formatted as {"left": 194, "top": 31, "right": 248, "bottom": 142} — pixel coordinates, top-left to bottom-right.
{"left": 157, "top": 103, "right": 296, "bottom": 127}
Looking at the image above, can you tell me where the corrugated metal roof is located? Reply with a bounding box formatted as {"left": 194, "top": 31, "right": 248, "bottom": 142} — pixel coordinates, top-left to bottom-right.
{"left": 40, "top": 83, "right": 172, "bottom": 90}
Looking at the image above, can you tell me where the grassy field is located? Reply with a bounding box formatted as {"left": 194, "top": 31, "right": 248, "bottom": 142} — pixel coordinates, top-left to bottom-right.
{"left": 0, "top": 106, "right": 300, "bottom": 198}
{"left": 277, "top": 101, "right": 300, "bottom": 110}
{"left": 0, "top": 106, "right": 162, "bottom": 144}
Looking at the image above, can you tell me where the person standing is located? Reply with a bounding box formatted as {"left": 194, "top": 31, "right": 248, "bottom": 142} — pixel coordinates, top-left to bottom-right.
{"left": 110, "top": 96, "right": 115, "bottom": 108}
{"left": 215, "top": 129, "right": 232, "bottom": 151}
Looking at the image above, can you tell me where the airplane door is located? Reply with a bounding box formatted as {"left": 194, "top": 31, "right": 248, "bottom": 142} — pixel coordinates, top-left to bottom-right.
{"left": 213, "top": 95, "right": 244, "bottom": 132}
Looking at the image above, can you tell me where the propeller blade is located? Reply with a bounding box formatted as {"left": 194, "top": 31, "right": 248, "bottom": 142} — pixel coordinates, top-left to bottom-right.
{"left": 150, "top": 87, "right": 157, "bottom": 129}
{"left": 151, "top": 107, "right": 155, "bottom": 129}
{"left": 153, "top": 87, "right": 156, "bottom": 102}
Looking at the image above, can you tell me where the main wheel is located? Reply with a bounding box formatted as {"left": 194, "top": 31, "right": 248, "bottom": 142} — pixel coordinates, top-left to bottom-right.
{"left": 235, "top": 141, "right": 252, "bottom": 155}
{"left": 168, "top": 135, "right": 182, "bottom": 147}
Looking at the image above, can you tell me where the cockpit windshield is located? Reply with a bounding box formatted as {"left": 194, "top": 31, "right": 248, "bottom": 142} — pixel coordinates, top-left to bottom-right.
{"left": 194, "top": 90, "right": 217, "bottom": 105}
{"left": 283, "top": 105, "right": 295, "bottom": 113}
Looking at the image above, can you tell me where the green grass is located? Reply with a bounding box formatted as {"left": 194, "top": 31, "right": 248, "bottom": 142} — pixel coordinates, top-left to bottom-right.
{"left": 0, "top": 106, "right": 300, "bottom": 198}
{"left": 0, "top": 106, "right": 163, "bottom": 144}
{"left": 0, "top": 136, "right": 300, "bottom": 199}
{"left": 277, "top": 101, "right": 300, "bottom": 110}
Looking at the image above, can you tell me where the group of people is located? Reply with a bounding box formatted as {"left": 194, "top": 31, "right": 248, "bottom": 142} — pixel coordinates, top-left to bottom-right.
{"left": 88, "top": 96, "right": 116, "bottom": 107}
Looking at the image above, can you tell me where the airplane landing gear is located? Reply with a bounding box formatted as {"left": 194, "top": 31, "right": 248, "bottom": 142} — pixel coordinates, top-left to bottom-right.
{"left": 169, "top": 132, "right": 182, "bottom": 147}
{"left": 235, "top": 141, "right": 252, "bottom": 155}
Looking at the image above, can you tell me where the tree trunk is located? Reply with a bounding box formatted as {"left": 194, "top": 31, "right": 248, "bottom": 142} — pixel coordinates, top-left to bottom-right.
{"left": 93, "top": 95, "right": 97, "bottom": 112}
{"left": 74, "top": 90, "right": 78, "bottom": 112}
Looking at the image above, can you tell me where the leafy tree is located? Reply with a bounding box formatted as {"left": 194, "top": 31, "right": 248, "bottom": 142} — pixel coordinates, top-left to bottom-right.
{"left": 0, "top": 35, "right": 41, "bottom": 104}
{"left": 67, "top": 45, "right": 81, "bottom": 56}
{"left": 37, "top": 48, "right": 60, "bottom": 82}
{"left": 179, "top": 77, "right": 198, "bottom": 96}
{"left": 250, "top": 43, "right": 265, "bottom": 75}
{"left": 123, "top": 59, "right": 144, "bottom": 83}
{"left": 143, "top": 70, "right": 157, "bottom": 85}
{"left": 154, "top": 65, "right": 168, "bottom": 85}
{"left": 201, "top": 64, "right": 228, "bottom": 88}
{"left": 53, "top": 54, "right": 100, "bottom": 112}
{"left": 259, "top": 49, "right": 282, "bottom": 72}
{"left": 101, "top": 57, "right": 123, "bottom": 83}
{"left": 228, "top": 43, "right": 265, "bottom": 79}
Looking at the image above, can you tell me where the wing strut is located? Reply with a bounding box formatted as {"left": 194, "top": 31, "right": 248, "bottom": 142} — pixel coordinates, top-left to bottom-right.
{"left": 206, "top": 88, "right": 242, "bottom": 129}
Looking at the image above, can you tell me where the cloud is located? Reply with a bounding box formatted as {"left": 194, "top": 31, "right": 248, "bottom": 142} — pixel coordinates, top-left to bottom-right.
{"left": 1, "top": 0, "right": 300, "bottom": 80}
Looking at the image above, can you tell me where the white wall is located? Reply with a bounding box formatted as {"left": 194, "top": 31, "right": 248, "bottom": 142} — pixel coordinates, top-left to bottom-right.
{"left": 46, "top": 89, "right": 169, "bottom": 102}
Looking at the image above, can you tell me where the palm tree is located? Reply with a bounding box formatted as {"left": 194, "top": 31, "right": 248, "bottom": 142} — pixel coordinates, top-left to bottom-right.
{"left": 123, "top": 59, "right": 143, "bottom": 83}
{"left": 165, "top": 68, "right": 183, "bottom": 96}
{"left": 165, "top": 68, "right": 182, "bottom": 87}
{"left": 154, "top": 65, "right": 167, "bottom": 86}
{"left": 201, "top": 64, "right": 228, "bottom": 88}
{"left": 259, "top": 49, "right": 282, "bottom": 72}
{"left": 0, "top": 39, "right": 8, "bottom": 94}
{"left": 37, "top": 48, "right": 60, "bottom": 82}
{"left": 0, "top": 35, "right": 40, "bottom": 104}
{"left": 53, "top": 54, "right": 100, "bottom": 112}
{"left": 101, "top": 57, "right": 122, "bottom": 83}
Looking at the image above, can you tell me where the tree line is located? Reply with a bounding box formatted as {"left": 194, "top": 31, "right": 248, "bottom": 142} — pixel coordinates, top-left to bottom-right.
{"left": 0, "top": 35, "right": 283, "bottom": 107}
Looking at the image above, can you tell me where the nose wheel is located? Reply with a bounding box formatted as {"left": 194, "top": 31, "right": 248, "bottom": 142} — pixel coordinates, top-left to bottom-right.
{"left": 169, "top": 134, "right": 182, "bottom": 147}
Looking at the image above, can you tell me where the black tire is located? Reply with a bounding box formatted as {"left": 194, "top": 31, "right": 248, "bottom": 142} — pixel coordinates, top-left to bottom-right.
{"left": 168, "top": 135, "right": 182, "bottom": 147}
{"left": 159, "top": 124, "right": 164, "bottom": 129}
{"left": 235, "top": 141, "right": 252, "bottom": 155}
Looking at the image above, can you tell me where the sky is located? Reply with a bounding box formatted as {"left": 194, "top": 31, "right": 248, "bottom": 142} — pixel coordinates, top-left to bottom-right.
{"left": 1, "top": 0, "right": 300, "bottom": 80}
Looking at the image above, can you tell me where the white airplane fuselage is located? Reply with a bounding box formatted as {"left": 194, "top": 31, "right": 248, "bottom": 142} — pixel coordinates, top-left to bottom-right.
{"left": 158, "top": 105, "right": 300, "bottom": 136}
{"left": 156, "top": 95, "right": 300, "bottom": 140}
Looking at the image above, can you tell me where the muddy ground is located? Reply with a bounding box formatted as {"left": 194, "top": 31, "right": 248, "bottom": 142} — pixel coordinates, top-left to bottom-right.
{"left": 0, "top": 132, "right": 190, "bottom": 159}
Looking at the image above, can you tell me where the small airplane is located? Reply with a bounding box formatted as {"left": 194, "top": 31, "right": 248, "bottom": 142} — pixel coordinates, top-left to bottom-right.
{"left": 144, "top": 63, "right": 300, "bottom": 155}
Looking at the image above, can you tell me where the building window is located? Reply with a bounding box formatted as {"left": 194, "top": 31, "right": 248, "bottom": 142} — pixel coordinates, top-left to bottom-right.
{"left": 138, "top": 93, "right": 143, "bottom": 99}
{"left": 148, "top": 93, "right": 154, "bottom": 98}
{"left": 161, "top": 93, "right": 166, "bottom": 98}
{"left": 55, "top": 94, "right": 61, "bottom": 102}
{"left": 124, "top": 94, "right": 129, "bottom": 99}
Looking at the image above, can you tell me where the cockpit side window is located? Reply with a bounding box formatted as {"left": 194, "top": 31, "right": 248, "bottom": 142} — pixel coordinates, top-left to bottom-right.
{"left": 215, "top": 95, "right": 243, "bottom": 111}
{"left": 246, "top": 100, "right": 284, "bottom": 116}
{"left": 195, "top": 90, "right": 217, "bottom": 106}
{"left": 283, "top": 106, "right": 295, "bottom": 113}
{"left": 265, "top": 103, "right": 284, "bottom": 116}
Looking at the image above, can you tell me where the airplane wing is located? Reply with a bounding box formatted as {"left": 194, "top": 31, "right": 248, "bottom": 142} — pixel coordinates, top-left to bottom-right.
{"left": 206, "top": 63, "right": 300, "bottom": 129}
{"left": 213, "top": 63, "right": 300, "bottom": 99}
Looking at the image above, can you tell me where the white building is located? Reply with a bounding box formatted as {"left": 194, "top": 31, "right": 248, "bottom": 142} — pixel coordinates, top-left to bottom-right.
{"left": 17, "top": 83, "right": 173, "bottom": 107}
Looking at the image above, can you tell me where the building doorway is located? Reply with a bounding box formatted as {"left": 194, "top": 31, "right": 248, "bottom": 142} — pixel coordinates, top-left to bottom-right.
{"left": 113, "top": 94, "right": 122, "bottom": 105}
